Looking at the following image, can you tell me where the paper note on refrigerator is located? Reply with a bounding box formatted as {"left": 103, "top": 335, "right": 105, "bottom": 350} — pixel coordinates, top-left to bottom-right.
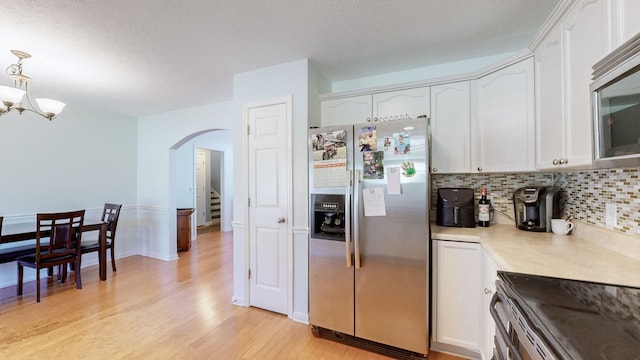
{"left": 363, "top": 187, "right": 386, "bottom": 216}
{"left": 387, "top": 167, "right": 401, "bottom": 194}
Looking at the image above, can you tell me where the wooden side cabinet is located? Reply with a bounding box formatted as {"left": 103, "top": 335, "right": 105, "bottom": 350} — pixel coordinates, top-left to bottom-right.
{"left": 177, "top": 208, "right": 195, "bottom": 251}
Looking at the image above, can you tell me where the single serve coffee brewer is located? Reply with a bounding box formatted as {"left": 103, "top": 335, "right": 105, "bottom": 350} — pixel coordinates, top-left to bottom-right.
{"left": 513, "top": 186, "right": 561, "bottom": 232}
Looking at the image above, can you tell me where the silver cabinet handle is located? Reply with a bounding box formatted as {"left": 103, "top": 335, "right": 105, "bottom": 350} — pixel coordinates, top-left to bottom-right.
{"left": 432, "top": 168, "right": 438, "bottom": 173}
{"left": 553, "top": 158, "right": 568, "bottom": 165}
{"left": 477, "top": 167, "right": 483, "bottom": 172}
{"left": 353, "top": 170, "right": 361, "bottom": 269}
{"left": 484, "top": 288, "right": 492, "bottom": 294}
{"left": 277, "top": 217, "right": 286, "bottom": 223}
{"left": 345, "top": 170, "right": 353, "bottom": 269}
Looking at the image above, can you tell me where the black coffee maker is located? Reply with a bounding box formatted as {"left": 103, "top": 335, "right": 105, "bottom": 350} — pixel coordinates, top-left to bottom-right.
{"left": 513, "top": 186, "right": 561, "bottom": 232}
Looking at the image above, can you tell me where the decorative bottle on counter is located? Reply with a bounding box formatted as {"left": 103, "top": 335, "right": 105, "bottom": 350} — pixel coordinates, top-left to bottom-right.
{"left": 478, "top": 187, "right": 490, "bottom": 227}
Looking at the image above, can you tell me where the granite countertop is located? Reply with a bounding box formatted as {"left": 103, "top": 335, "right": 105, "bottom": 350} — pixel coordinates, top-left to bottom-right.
{"left": 431, "top": 223, "right": 640, "bottom": 288}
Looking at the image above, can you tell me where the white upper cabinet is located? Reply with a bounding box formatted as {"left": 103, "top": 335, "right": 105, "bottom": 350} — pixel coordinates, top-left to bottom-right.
{"left": 615, "top": 0, "right": 640, "bottom": 45}
{"left": 472, "top": 57, "right": 536, "bottom": 173}
{"left": 320, "top": 88, "right": 429, "bottom": 127}
{"left": 535, "top": 23, "right": 567, "bottom": 169}
{"left": 535, "top": 0, "right": 623, "bottom": 170}
{"left": 560, "top": 0, "right": 611, "bottom": 168}
{"left": 320, "top": 95, "right": 372, "bottom": 126}
{"left": 430, "top": 81, "right": 471, "bottom": 173}
{"left": 372, "top": 87, "right": 430, "bottom": 121}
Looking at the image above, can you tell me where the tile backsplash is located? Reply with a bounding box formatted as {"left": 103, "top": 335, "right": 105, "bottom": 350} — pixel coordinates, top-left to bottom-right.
{"left": 431, "top": 167, "right": 640, "bottom": 236}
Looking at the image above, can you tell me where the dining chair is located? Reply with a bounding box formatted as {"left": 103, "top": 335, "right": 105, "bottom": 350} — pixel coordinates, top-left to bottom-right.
{"left": 80, "top": 203, "right": 122, "bottom": 272}
{"left": 17, "top": 210, "right": 85, "bottom": 303}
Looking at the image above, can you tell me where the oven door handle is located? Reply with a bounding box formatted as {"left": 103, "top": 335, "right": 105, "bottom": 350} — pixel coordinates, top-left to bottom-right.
{"left": 490, "top": 292, "right": 524, "bottom": 360}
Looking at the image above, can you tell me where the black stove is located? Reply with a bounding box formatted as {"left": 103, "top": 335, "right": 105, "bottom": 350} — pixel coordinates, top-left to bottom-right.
{"left": 497, "top": 271, "right": 640, "bottom": 360}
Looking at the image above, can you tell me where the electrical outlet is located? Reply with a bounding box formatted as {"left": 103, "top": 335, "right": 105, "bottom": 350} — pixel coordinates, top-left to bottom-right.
{"left": 605, "top": 203, "right": 617, "bottom": 227}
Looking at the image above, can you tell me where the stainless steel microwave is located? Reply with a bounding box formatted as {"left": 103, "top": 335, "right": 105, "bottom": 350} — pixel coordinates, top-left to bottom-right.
{"left": 590, "top": 32, "right": 640, "bottom": 168}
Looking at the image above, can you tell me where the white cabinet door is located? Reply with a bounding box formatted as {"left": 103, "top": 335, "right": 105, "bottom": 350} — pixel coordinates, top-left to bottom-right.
{"left": 430, "top": 81, "right": 471, "bottom": 173}
{"left": 372, "top": 87, "right": 430, "bottom": 120}
{"left": 431, "top": 239, "right": 483, "bottom": 359}
{"left": 561, "top": 0, "right": 611, "bottom": 168}
{"left": 472, "top": 58, "right": 535, "bottom": 173}
{"left": 481, "top": 250, "right": 500, "bottom": 360}
{"left": 320, "top": 95, "right": 372, "bottom": 126}
{"left": 535, "top": 24, "right": 566, "bottom": 170}
{"left": 616, "top": 0, "right": 640, "bottom": 46}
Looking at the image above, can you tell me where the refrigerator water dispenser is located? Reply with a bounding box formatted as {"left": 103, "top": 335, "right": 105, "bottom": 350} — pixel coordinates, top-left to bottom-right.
{"left": 311, "top": 194, "right": 346, "bottom": 241}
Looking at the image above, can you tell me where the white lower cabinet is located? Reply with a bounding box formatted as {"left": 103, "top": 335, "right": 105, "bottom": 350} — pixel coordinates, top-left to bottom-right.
{"left": 431, "top": 239, "right": 483, "bottom": 359}
{"left": 432, "top": 239, "right": 500, "bottom": 360}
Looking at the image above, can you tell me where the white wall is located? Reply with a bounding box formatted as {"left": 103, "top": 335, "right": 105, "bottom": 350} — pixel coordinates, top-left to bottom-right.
{"left": 136, "top": 101, "right": 235, "bottom": 262}
{"left": 0, "top": 103, "right": 138, "bottom": 288}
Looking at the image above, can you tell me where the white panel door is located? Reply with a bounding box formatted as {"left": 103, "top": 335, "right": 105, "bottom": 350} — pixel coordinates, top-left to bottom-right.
{"left": 195, "top": 149, "right": 208, "bottom": 226}
{"left": 248, "top": 101, "right": 289, "bottom": 315}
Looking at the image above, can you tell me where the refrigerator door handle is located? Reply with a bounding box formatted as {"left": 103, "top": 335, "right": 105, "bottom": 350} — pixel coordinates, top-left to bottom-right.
{"left": 345, "top": 170, "right": 353, "bottom": 268}
{"left": 353, "top": 170, "right": 361, "bottom": 269}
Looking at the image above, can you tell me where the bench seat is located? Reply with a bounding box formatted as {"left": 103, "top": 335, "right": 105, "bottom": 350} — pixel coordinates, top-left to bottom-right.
{"left": 0, "top": 244, "right": 36, "bottom": 264}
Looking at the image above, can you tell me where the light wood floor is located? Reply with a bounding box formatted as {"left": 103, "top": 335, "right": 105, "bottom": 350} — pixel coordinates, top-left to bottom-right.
{"left": 0, "top": 231, "right": 466, "bottom": 360}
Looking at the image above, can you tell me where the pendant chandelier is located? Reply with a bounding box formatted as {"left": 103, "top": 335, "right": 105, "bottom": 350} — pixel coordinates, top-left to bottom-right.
{"left": 0, "top": 50, "right": 65, "bottom": 121}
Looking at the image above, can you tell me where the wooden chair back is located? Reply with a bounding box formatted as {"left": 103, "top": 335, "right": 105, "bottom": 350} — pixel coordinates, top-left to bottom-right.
{"left": 80, "top": 203, "right": 122, "bottom": 272}
{"left": 36, "top": 210, "right": 85, "bottom": 264}
{"left": 17, "top": 210, "right": 85, "bottom": 302}
{"left": 102, "top": 203, "right": 122, "bottom": 242}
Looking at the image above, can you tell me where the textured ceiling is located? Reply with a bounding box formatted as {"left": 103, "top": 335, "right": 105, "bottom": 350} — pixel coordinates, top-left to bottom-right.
{"left": 0, "top": 0, "right": 559, "bottom": 117}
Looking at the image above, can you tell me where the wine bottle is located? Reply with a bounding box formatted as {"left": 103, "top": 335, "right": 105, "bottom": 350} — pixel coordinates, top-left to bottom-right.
{"left": 478, "top": 187, "right": 490, "bottom": 227}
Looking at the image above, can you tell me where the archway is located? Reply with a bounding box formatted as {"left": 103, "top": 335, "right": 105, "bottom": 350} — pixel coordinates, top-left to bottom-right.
{"left": 170, "top": 129, "right": 234, "bottom": 249}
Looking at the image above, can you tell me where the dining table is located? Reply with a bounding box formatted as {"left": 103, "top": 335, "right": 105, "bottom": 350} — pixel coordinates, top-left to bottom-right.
{"left": 0, "top": 220, "right": 109, "bottom": 281}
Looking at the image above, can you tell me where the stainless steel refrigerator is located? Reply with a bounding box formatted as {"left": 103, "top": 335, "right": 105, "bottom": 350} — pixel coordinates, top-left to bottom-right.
{"left": 308, "top": 118, "right": 429, "bottom": 358}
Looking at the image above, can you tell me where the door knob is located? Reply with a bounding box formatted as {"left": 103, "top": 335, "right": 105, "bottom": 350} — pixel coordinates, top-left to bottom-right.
{"left": 277, "top": 217, "right": 286, "bottom": 223}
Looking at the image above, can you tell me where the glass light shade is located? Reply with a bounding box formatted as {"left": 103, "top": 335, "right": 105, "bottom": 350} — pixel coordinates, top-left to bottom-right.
{"left": 0, "top": 85, "right": 26, "bottom": 106}
{"left": 36, "top": 98, "right": 66, "bottom": 116}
